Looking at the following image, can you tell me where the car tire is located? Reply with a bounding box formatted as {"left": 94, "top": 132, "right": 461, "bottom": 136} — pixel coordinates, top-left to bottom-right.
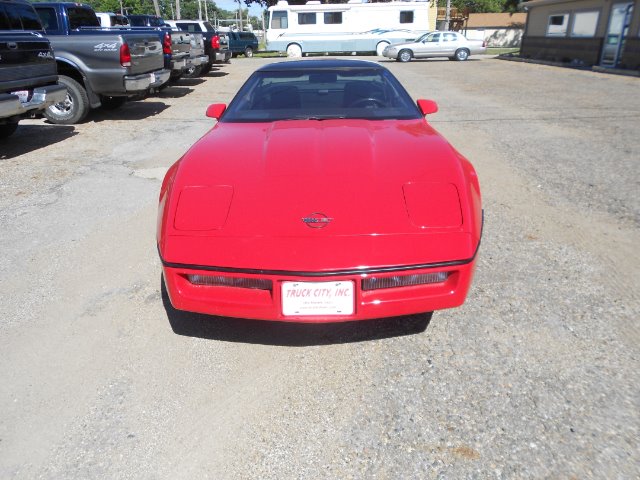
{"left": 0, "top": 122, "right": 18, "bottom": 139}
{"left": 286, "top": 43, "right": 302, "bottom": 58}
{"left": 100, "top": 95, "right": 127, "bottom": 110}
{"left": 244, "top": 46, "right": 254, "bottom": 58}
{"left": 454, "top": 48, "right": 470, "bottom": 61}
{"left": 376, "top": 41, "right": 389, "bottom": 56}
{"left": 45, "top": 75, "right": 89, "bottom": 125}
{"left": 398, "top": 49, "right": 412, "bottom": 62}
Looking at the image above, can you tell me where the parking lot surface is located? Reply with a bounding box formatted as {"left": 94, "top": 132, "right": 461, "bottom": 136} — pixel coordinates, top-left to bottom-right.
{"left": 1, "top": 57, "right": 638, "bottom": 479}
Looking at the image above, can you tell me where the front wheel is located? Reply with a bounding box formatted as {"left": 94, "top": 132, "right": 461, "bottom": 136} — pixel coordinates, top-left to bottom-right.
{"left": 454, "top": 48, "right": 470, "bottom": 61}
{"left": 286, "top": 43, "right": 302, "bottom": 58}
{"left": 244, "top": 46, "right": 254, "bottom": 58}
{"left": 398, "top": 49, "right": 412, "bottom": 63}
{"left": 45, "top": 75, "right": 89, "bottom": 125}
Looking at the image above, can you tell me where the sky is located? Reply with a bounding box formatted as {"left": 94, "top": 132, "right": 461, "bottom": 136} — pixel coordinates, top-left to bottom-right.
{"left": 213, "top": 0, "right": 265, "bottom": 19}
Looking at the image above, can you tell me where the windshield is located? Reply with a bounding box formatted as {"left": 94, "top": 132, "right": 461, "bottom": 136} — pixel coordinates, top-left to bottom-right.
{"left": 222, "top": 67, "right": 421, "bottom": 122}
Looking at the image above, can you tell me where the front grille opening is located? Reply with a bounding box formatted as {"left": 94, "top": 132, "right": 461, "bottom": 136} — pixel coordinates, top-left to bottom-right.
{"left": 362, "top": 272, "right": 449, "bottom": 291}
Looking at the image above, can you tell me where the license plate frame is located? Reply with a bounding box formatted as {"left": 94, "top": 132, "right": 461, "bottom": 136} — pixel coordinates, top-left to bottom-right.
{"left": 281, "top": 281, "right": 354, "bottom": 316}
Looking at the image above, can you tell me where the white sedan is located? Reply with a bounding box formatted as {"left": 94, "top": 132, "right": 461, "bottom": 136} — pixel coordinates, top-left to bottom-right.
{"left": 382, "top": 31, "right": 487, "bottom": 62}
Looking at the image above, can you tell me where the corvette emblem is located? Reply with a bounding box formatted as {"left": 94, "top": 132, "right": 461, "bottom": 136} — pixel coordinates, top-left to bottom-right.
{"left": 302, "top": 212, "right": 333, "bottom": 228}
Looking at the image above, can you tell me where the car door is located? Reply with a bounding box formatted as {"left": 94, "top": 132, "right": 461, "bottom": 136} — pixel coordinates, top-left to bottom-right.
{"left": 441, "top": 32, "right": 459, "bottom": 56}
{"left": 414, "top": 32, "right": 441, "bottom": 58}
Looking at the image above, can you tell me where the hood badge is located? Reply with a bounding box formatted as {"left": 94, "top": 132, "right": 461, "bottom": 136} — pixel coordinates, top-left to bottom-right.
{"left": 302, "top": 212, "right": 333, "bottom": 228}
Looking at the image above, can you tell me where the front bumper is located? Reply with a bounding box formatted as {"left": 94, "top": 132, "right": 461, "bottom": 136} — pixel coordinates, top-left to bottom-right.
{"left": 0, "top": 84, "right": 67, "bottom": 119}
{"left": 160, "top": 256, "right": 478, "bottom": 323}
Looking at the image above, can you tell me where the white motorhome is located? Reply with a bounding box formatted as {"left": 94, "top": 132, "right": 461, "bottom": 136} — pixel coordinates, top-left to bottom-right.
{"left": 266, "top": 0, "right": 437, "bottom": 57}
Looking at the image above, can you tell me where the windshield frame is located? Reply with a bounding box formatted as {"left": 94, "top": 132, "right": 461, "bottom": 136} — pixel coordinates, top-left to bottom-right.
{"left": 221, "top": 66, "right": 422, "bottom": 123}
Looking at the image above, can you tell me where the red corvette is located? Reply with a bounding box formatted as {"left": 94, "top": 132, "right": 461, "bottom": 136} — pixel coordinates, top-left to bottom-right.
{"left": 158, "top": 60, "right": 482, "bottom": 322}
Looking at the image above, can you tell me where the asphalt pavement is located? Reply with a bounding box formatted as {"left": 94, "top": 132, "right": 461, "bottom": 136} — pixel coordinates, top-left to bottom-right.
{"left": 0, "top": 56, "right": 638, "bottom": 479}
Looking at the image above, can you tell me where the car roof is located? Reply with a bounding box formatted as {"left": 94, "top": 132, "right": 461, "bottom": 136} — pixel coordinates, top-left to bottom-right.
{"left": 257, "top": 59, "right": 385, "bottom": 72}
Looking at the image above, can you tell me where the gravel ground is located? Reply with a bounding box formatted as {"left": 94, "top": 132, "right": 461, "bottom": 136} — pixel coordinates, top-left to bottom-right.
{"left": 0, "top": 57, "right": 638, "bottom": 479}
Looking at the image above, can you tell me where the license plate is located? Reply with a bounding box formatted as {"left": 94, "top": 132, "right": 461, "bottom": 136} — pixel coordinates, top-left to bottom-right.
{"left": 11, "top": 90, "right": 29, "bottom": 103}
{"left": 282, "top": 281, "right": 354, "bottom": 316}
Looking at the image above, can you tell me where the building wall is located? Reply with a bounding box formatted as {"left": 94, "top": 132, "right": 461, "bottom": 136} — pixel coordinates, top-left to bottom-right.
{"left": 465, "top": 28, "right": 524, "bottom": 47}
{"left": 522, "top": 0, "right": 640, "bottom": 67}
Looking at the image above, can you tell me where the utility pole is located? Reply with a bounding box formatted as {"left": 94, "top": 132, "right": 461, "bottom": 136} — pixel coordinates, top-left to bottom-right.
{"left": 175, "top": 0, "right": 181, "bottom": 20}
{"left": 152, "top": 0, "right": 160, "bottom": 17}
{"left": 198, "top": 0, "right": 202, "bottom": 20}
{"left": 238, "top": 0, "right": 243, "bottom": 30}
{"left": 445, "top": 0, "right": 451, "bottom": 31}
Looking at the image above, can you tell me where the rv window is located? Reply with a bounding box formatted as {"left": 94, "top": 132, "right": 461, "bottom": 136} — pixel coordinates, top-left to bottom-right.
{"left": 272, "top": 11, "right": 288, "bottom": 29}
{"left": 400, "top": 11, "right": 414, "bottom": 24}
{"left": 324, "top": 12, "right": 342, "bottom": 24}
{"left": 298, "top": 13, "right": 316, "bottom": 25}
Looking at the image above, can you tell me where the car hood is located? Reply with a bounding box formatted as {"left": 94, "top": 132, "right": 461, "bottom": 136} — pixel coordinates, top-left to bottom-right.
{"left": 159, "top": 119, "right": 478, "bottom": 270}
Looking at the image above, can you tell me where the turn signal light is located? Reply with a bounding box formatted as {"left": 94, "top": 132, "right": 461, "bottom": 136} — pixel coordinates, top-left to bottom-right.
{"left": 120, "top": 44, "right": 131, "bottom": 67}
{"left": 187, "top": 274, "right": 272, "bottom": 291}
{"left": 362, "top": 272, "right": 449, "bottom": 291}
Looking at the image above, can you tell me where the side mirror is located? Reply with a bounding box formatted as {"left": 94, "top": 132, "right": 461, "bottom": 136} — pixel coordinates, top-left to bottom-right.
{"left": 417, "top": 99, "right": 438, "bottom": 116}
{"left": 206, "top": 103, "right": 227, "bottom": 120}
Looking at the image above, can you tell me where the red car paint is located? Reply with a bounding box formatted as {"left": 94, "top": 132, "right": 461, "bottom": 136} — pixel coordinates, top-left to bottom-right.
{"left": 158, "top": 60, "right": 481, "bottom": 322}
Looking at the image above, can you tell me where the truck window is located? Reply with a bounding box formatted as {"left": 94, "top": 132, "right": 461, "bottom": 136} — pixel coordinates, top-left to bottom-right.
{"left": 202, "top": 22, "right": 216, "bottom": 32}
{"left": 177, "top": 22, "right": 200, "bottom": 33}
{"left": 67, "top": 7, "right": 99, "bottom": 29}
{"left": 3, "top": 2, "right": 43, "bottom": 30}
{"left": 271, "top": 11, "right": 288, "bottom": 29}
{"left": 35, "top": 7, "right": 58, "bottom": 31}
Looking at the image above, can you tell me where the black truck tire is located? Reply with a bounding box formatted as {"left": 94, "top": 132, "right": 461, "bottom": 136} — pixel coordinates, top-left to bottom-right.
{"left": 0, "top": 122, "right": 19, "bottom": 139}
{"left": 44, "top": 75, "right": 89, "bottom": 125}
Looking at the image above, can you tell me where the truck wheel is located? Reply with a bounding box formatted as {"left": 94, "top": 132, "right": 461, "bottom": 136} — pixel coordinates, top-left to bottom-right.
{"left": 45, "top": 75, "right": 89, "bottom": 125}
{"left": 244, "top": 46, "right": 254, "bottom": 58}
{"left": 183, "top": 65, "right": 203, "bottom": 78}
{"left": 0, "top": 122, "right": 19, "bottom": 139}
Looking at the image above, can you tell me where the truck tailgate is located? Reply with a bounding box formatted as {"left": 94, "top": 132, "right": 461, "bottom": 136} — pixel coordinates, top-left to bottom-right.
{"left": 0, "top": 33, "right": 57, "bottom": 92}
{"left": 121, "top": 33, "right": 164, "bottom": 74}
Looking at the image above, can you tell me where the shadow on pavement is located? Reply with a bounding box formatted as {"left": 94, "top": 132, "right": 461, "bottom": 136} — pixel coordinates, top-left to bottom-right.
{"left": 161, "top": 275, "right": 431, "bottom": 346}
{"left": 89, "top": 101, "right": 170, "bottom": 122}
{"left": 155, "top": 87, "right": 195, "bottom": 99}
{"left": 1, "top": 123, "right": 77, "bottom": 160}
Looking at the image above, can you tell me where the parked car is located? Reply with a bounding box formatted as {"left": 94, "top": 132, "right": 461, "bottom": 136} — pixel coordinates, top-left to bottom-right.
{"left": 158, "top": 59, "right": 482, "bottom": 322}
{"left": 164, "top": 19, "right": 231, "bottom": 72}
{"left": 224, "top": 29, "right": 259, "bottom": 58}
{"left": 0, "top": 0, "right": 67, "bottom": 138}
{"left": 382, "top": 31, "right": 487, "bottom": 62}
{"left": 33, "top": 2, "right": 170, "bottom": 123}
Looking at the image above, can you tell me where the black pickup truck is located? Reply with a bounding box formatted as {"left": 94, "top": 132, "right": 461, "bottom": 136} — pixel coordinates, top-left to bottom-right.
{"left": 0, "top": 1, "right": 66, "bottom": 138}
{"left": 32, "top": 2, "right": 170, "bottom": 124}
